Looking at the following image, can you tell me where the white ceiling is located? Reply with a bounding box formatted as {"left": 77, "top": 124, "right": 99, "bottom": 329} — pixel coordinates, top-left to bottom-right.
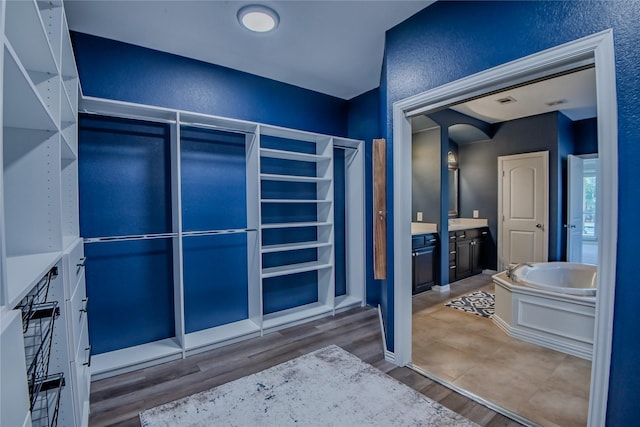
{"left": 451, "top": 67, "right": 597, "bottom": 124}
{"left": 64, "top": 0, "right": 433, "bottom": 100}
{"left": 412, "top": 67, "right": 597, "bottom": 135}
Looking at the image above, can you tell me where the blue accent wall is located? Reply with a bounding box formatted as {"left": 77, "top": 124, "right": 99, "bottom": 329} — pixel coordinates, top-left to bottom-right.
{"left": 85, "top": 239, "right": 175, "bottom": 354}
{"left": 458, "top": 112, "right": 564, "bottom": 268}
{"left": 71, "top": 32, "right": 348, "bottom": 136}
{"left": 78, "top": 115, "right": 172, "bottom": 237}
{"left": 573, "top": 118, "right": 599, "bottom": 155}
{"left": 382, "top": 1, "right": 640, "bottom": 423}
{"left": 347, "top": 88, "right": 381, "bottom": 308}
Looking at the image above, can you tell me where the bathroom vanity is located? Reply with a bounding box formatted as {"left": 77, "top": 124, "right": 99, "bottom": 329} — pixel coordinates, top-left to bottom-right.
{"left": 448, "top": 222, "right": 490, "bottom": 282}
{"left": 411, "top": 223, "right": 438, "bottom": 294}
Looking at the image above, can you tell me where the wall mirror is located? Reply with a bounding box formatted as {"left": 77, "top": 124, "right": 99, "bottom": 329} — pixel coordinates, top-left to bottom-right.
{"left": 448, "top": 166, "right": 458, "bottom": 217}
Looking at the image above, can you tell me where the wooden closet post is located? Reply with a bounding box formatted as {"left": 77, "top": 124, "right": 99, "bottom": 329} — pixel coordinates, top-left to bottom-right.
{"left": 373, "top": 138, "right": 387, "bottom": 279}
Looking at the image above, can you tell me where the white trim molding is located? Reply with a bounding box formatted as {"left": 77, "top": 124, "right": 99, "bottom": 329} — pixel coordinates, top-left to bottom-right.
{"left": 392, "top": 29, "right": 617, "bottom": 427}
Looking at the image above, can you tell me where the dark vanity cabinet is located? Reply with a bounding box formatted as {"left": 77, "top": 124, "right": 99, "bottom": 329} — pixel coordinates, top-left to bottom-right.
{"left": 448, "top": 227, "right": 489, "bottom": 282}
{"left": 412, "top": 233, "right": 438, "bottom": 294}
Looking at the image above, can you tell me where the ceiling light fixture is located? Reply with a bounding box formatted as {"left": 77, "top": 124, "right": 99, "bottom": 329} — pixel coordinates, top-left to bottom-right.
{"left": 238, "top": 5, "right": 279, "bottom": 33}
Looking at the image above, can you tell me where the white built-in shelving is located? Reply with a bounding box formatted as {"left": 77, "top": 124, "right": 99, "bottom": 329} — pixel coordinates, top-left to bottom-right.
{"left": 1, "top": 0, "right": 87, "bottom": 425}
{"left": 79, "top": 96, "right": 366, "bottom": 379}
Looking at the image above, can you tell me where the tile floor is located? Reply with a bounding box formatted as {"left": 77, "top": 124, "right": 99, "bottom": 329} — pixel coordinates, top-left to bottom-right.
{"left": 412, "top": 275, "right": 591, "bottom": 427}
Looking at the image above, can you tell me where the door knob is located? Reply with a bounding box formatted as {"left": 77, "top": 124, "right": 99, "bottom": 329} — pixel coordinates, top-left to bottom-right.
{"left": 536, "top": 223, "right": 543, "bottom": 229}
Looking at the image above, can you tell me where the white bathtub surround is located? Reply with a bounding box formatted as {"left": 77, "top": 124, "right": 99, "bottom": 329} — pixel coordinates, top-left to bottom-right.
{"left": 508, "top": 262, "right": 597, "bottom": 296}
{"left": 448, "top": 218, "right": 489, "bottom": 231}
{"left": 492, "top": 271, "right": 595, "bottom": 360}
{"left": 140, "top": 345, "right": 478, "bottom": 427}
{"left": 411, "top": 222, "right": 438, "bottom": 234}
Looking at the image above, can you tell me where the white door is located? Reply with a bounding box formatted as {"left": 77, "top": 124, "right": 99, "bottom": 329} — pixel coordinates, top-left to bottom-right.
{"left": 567, "top": 154, "right": 584, "bottom": 262}
{"left": 498, "top": 151, "right": 549, "bottom": 270}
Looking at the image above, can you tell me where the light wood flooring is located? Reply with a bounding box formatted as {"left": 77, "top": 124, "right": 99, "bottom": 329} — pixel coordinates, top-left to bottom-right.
{"left": 89, "top": 305, "right": 522, "bottom": 426}
{"left": 412, "top": 274, "right": 591, "bottom": 427}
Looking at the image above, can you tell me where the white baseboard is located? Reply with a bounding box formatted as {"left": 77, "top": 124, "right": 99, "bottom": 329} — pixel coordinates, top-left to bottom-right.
{"left": 377, "top": 304, "right": 396, "bottom": 363}
{"left": 432, "top": 284, "right": 450, "bottom": 293}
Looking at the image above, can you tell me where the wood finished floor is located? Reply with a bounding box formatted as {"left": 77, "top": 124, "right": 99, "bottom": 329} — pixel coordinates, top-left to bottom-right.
{"left": 89, "top": 306, "right": 522, "bottom": 426}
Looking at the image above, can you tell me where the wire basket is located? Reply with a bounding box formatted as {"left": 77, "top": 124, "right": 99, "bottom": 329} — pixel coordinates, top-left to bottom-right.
{"left": 23, "top": 301, "right": 60, "bottom": 410}
{"left": 18, "top": 267, "right": 58, "bottom": 333}
{"left": 30, "top": 373, "right": 65, "bottom": 427}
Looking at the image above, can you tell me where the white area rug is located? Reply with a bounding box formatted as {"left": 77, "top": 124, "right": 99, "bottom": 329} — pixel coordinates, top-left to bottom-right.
{"left": 140, "top": 345, "right": 477, "bottom": 426}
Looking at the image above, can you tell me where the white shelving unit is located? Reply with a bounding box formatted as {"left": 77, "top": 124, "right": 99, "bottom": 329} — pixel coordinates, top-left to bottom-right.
{"left": 1, "top": 0, "right": 87, "bottom": 425}
{"left": 258, "top": 126, "right": 335, "bottom": 330}
{"left": 79, "top": 96, "right": 366, "bottom": 379}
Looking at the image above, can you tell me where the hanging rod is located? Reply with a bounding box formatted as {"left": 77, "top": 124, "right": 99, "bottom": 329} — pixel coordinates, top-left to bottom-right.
{"left": 182, "top": 228, "right": 257, "bottom": 237}
{"left": 179, "top": 121, "right": 256, "bottom": 136}
{"left": 84, "top": 229, "right": 258, "bottom": 243}
{"left": 84, "top": 232, "right": 178, "bottom": 244}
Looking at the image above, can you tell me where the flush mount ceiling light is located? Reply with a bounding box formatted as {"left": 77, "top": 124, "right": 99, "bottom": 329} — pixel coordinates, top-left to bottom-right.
{"left": 238, "top": 5, "right": 279, "bottom": 33}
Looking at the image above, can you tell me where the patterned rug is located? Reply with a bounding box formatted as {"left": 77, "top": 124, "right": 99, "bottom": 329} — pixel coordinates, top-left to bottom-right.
{"left": 445, "top": 290, "right": 495, "bottom": 318}
{"left": 139, "top": 345, "right": 478, "bottom": 427}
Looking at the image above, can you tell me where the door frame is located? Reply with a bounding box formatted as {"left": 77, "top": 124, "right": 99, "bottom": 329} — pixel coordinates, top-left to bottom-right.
{"left": 392, "top": 30, "right": 617, "bottom": 426}
{"left": 567, "top": 153, "right": 599, "bottom": 262}
{"left": 497, "top": 151, "right": 549, "bottom": 271}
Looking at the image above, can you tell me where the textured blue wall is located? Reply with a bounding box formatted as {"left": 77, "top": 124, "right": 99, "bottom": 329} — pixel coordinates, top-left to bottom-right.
{"left": 71, "top": 32, "right": 348, "bottom": 136}
{"left": 459, "top": 112, "right": 564, "bottom": 269}
{"left": 347, "top": 88, "right": 381, "bottom": 307}
{"left": 382, "top": 1, "right": 640, "bottom": 423}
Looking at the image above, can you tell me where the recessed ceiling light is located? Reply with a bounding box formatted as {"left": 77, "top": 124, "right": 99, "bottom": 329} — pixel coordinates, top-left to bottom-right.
{"left": 238, "top": 5, "right": 279, "bottom": 33}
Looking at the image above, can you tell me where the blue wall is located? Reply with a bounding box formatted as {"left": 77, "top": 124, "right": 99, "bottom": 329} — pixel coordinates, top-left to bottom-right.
{"left": 381, "top": 1, "right": 640, "bottom": 423}
{"left": 458, "top": 112, "right": 564, "bottom": 269}
{"left": 347, "top": 88, "right": 382, "bottom": 307}
{"left": 71, "top": 32, "right": 348, "bottom": 136}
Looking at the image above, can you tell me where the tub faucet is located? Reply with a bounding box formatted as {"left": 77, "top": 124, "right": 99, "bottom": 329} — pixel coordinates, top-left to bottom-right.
{"left": 507, "top": 262, "right": 534, "bottom": 280}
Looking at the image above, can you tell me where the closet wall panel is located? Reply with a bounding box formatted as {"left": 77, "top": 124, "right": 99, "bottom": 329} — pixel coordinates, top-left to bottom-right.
{"left": 334, "top": 148, "right": 347, "bottom": 296}
{"left": 78, "top": 115, "right": 172, "bottom": 237}
{"left": 263, "top": 272, "right": 318, "bottom": 315}
{"left": 180, "top": 127, "right": 247, "bottom": 231}
{"left": 84, "top": 239, "right": 175, "bottom": 354}
{"left": 182, "top": 234, "right": 248, "bottom": 334}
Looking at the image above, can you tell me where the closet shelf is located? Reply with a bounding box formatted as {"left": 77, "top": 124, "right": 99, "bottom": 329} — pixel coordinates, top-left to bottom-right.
{"left": 183, "top": 319, "right": 261, "bottom": 354}
{"left": 262, "top": 302, "right": 333, "bottom": 331}
{"left": 4, "top": 0, "right": 58, "bottom": 75}
{"left": 259, "top": 148, "right": 331, "bottom": 163}
{"left": 262, "top": 261, "right": 332, "bottom": 279}
{"left": 4, "top": 252, "right": 61, "bottom": 309}
{"left": 335, "top": 295, "right": 363, "bottom": 312}
{"left": 3, "top": 43, "right": 57, "bottom": 131}
{"left": 90, "top": 338, "right": 183, "bottom": 381}
{"left": 261, "top": 241, "right": 332, "bottom": 253}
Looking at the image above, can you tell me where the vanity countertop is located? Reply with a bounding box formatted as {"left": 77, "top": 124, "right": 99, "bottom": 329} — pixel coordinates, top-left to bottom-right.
{"left": 448, "top": 218, "right": 489, "bottom": 231}
{"left": 411, "top": 222, "right": 438, "bottom": 235}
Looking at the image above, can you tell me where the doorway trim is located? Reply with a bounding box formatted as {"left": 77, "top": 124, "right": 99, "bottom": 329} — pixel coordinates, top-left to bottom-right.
{"left": 392, "top": 29, "right": 617, "bottom": 426}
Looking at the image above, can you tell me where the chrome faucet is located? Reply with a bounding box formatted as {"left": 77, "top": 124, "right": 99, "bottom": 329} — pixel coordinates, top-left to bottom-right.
{"left": 507, "top": 262, "right": 534, "bottom": 280}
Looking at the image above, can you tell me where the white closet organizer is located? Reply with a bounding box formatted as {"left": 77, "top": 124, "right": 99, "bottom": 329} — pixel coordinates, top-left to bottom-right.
{"left": 1, "top": 1, "right": 87, "bottom": 425}
{"left": 79, "top": 96, "right": 366, "bottom": 379}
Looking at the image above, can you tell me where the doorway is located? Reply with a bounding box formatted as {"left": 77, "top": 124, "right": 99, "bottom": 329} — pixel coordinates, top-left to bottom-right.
{"left": 393, "top": 30, "right": 618, "bottom": 426}
{"left": 567, "top": 154, "right": 599, "bottom": 265}
{"left": 498, "top": 151, "right": 549, "bottom": 270}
